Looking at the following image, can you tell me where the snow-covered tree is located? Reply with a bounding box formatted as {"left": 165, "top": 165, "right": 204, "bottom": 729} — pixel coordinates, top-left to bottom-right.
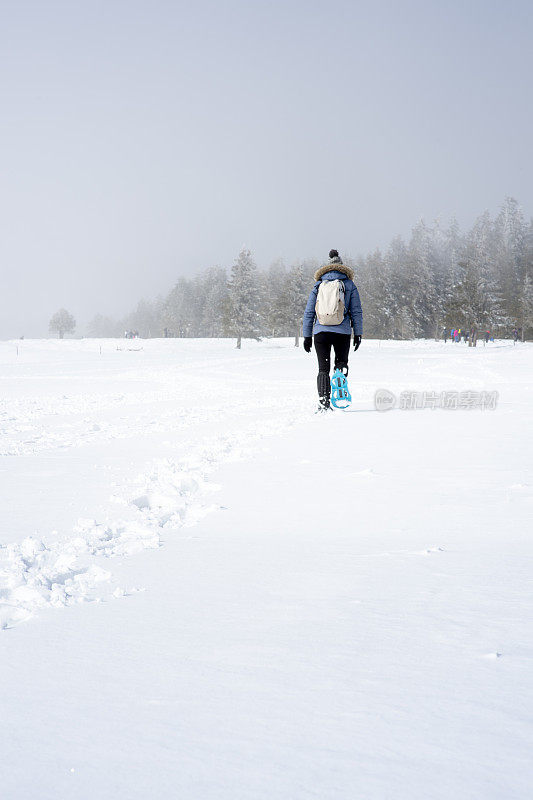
{"left": 385, "top": 236, "right": 413, "bottom": 339}
{"left": 49, "top": 308, "right": 76, "bottom": 339}
{"left": 406, "top": 220, "right": 439, "bottom": 337}
{"left": 120, "top": 298, "right": 163, "bottom": 338}
{"left": 359, "top": 249, "right": 394, "bottom": 338}
{"left": 285, "top": 261, "right": 310, "bottom": 345}
{"left": 200, "top": 267, "right": 229, "bottom": 337}
{"left": 83, "top": 198, "right": 532, "bottom": 342}
{"left": 162, "top": 278, "right": 197, "bottom": 337}
{"left": 494, "top": 197, "right": 527, "bottom": 322}
{"left": 86, "top": 314, "right": 119, "bottom": 338}
{"left": 442, "top": 218, "right": 466, "bottom": 328}
{"left": 458, "top": 211, "right": 506, "bottom": 333}
{"left": 518, "top": 273, "right": 533, "bottom": 340}
{"left": 262, "top": 258, "right": 289, "bottom": 337}
{"left": 226, "top": 248, "right": 262, "bottom": 349}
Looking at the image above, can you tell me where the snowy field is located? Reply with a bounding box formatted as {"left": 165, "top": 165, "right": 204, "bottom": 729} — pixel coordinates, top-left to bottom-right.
{"left": 1, "top": 337, "right": 532, "bottom": 799}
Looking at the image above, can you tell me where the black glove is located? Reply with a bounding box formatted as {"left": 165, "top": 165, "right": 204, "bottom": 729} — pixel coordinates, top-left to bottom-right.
{"left": 353, "top": 335, "right": 362, "bottom": 352}
{"left": 303, "top": 336, "right": 312, "bottom": 353}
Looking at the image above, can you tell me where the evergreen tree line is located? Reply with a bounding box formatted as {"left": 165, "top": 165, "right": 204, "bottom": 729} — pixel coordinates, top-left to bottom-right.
{"left": 87, "top": 197, "right": 533, "bottom": 342}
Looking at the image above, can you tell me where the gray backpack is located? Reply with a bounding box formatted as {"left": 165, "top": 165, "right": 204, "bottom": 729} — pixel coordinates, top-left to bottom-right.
{"left": 315, "top": 279, "right": 345, "bottom": 325}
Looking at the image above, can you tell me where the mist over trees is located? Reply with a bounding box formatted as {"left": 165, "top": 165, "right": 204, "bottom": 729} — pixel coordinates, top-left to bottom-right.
{"left": 87, "top": 198, "right": 533, "bottom": 342}
{"left": 49, "top": 308, "right": 76, "bottom": 339}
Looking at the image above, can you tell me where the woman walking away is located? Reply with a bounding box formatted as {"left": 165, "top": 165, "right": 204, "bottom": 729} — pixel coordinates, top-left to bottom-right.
{"left": 302, "top": 249, "right": 363, "bottom": 411}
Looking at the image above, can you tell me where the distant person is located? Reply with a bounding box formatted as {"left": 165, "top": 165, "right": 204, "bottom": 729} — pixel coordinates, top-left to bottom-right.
{"left": 485, "top": 330, "right": 490, "bottom": 344}
{"left": 513, "top": 328, "right": 519, "bottom": 343}
{"left": 442, "top": 327, "right": 448, "bottom": 343}
{"left": 303, "top": 249, "right": 363, "bottom": 411}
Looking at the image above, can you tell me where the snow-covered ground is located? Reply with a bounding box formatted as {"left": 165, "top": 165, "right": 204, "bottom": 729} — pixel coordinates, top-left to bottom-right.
{"left": 1, "top": 337, "right": 532, "bottom": 799}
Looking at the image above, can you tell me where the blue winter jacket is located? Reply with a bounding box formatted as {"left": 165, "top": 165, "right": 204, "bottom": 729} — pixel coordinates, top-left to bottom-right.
{"left": 303, "top": 262, "right": 363, "bottom": 337}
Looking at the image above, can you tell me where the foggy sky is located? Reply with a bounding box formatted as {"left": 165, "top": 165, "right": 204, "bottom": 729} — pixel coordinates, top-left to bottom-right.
{"left": 1, "top": 0, "right": 532, "bottom": 338}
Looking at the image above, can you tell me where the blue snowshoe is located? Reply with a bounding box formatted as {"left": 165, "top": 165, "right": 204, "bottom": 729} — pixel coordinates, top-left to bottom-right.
{"left": 330, "top": 368, "right": 352, "bottom": 409}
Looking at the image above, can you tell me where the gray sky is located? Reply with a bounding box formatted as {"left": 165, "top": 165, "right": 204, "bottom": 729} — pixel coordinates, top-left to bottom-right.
{"left": 1, "top": 0, "right": 532, "bottom": 337}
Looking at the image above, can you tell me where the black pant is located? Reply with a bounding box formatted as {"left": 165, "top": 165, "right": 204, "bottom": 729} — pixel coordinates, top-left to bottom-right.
{"left": 314, "top": 332, "right": 351, "bottom": 403}
{"left": 314, "top": 332, "right": 351, "bottom": 374}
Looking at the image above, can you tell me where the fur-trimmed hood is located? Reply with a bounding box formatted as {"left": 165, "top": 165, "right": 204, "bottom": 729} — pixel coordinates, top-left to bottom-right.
{"left": 314, "top": 261, "right": 355, "bottom": 282}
